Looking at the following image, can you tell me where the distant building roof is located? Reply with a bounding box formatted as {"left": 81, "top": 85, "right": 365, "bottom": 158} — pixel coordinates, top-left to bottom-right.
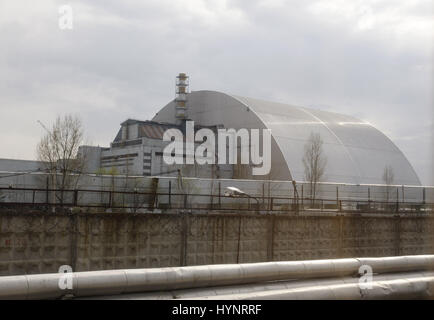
{"left": 113, "top": 120, "right": 183, "bottom": 142}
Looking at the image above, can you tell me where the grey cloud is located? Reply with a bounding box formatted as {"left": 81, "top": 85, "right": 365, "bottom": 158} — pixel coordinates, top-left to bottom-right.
{"left": 0, "top": 0, "right": 432, "bottom": 183}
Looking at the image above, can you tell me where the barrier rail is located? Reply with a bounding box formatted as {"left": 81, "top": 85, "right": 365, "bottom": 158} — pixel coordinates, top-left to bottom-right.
{"left": 0, "top": 186, "right": 432, "bottom": 214}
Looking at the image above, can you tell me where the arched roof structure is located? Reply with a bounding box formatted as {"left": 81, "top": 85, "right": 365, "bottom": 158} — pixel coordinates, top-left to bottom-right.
{"left": 153, "top": 90, "right": 420, "bottom": 185}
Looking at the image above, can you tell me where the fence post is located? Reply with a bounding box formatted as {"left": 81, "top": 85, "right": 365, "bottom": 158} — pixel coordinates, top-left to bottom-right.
{"left": 396, "top": 188, "right": 399, "bottom": 213}
{"left": 236, "top": 216, "right": 242, "bottom": 263}
{"left": 336, "top": 187, "right": 339, "bottom": 210}
{"left": 394, "top": 215, "right": 401, "bottom": 256}
{"left": 301, "top": 185, "right": 304, "bottom": 211}
{"left": 267, "top": 214, "right": 275, "bottom": 261}
{"left": 69, "top": 213, "right": 78, "bottom": 271}
{"left": 168, "top": 181, "right": 172, "bottom": 209}
{"left": 45, "top": 177, "right": 49, "bottom": 204}
{"left": 184, "top": 193, "right": 188, "bottom": 209}
{"left": 179, "top": 212, "right": 189, "bottom": 266}
{"left": 338, "top": 215, "right": 343, "bottom": 258}
{"left": 73, "top": 190, "right": 78, "bottom": 206}
{"left": 108, "top": 191, "right": 112, "bottom": 207}
{"left": 262, "top": 183, "right": 265, "bottom": 209}
{"left": 218, "top": 182, "right": 221, "bottom": 209}
{"left": 268, "top": 182, "right": 271, "bottom": 211}
{"left": 368, "top": 187, "right": 371, "bottom": 212}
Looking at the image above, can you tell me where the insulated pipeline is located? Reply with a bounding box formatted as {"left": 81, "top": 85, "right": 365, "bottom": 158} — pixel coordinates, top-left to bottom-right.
{"left": 0, "top": 255, "right": 433, "bottom": 300}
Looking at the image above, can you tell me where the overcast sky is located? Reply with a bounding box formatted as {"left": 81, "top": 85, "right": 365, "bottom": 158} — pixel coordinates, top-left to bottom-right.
{"left": 0, "top": 0, "right": 432, "bottom": 184}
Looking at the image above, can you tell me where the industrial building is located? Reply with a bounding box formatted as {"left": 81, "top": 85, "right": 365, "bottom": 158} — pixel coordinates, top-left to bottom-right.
{"left": 0, "top": 73, "right": 421, "bottom": 186}
{"left": 79, "top": 73, "right": 421, "bottom": 186}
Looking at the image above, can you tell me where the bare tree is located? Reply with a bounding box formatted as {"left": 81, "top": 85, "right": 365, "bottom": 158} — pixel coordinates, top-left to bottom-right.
{"left": 382, "top": 165, "right": 394, "bottom": 202}
{"left": 37, "top": 115, "right": 86, "bottom": 205}
{"left": 302, "top": 132, "right": 327, "bottom": 204}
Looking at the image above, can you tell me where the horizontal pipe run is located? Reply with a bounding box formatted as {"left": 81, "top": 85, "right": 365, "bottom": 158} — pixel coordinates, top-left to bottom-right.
{"left": 190, "top": 275, "right": 434, "bottom": 300}
{"left": 1, "top": 255, "right": 433, "bottom": 300}
{"left": 83, "top": 271, "right": 434, "bottom": 300}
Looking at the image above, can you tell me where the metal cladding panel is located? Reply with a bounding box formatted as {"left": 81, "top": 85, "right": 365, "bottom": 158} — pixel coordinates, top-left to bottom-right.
{"left": 140, "top": 124, "right": 165, "bottom": 140}
{"left": 152, "top": 90, "right": 421, "bottom": 185}
{"left": 153, "top": 91, "right": 291, "bottom": 180}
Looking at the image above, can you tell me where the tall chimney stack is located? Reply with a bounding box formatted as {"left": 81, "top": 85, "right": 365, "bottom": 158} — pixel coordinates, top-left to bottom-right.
{"left": 175, "top": 73, "right": 189, "bottom": 124}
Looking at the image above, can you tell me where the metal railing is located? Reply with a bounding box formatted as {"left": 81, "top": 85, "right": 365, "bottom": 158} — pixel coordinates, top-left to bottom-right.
{"left": 0, "top": 186, "right": 432, "bottom": 214}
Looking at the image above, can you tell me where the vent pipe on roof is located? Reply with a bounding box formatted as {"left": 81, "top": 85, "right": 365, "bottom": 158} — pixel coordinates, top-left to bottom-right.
{"left": 175, "top": 73, "right": 189, "bottom": 124}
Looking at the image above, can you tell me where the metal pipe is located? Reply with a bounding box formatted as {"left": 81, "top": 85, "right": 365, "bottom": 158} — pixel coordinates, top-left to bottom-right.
{"left": 85, "top": 271, "right": 434, "bottom": 300}
{"left": 1, "top": 255, "right": 433, "bottom": 300}
{"left": 191, "top": 274, "right": 434, "bottom": 300}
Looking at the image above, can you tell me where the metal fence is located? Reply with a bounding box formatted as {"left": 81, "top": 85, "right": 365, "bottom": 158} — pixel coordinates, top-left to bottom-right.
{"left": 0, "top": 186, "right": 432, "bottom": 214}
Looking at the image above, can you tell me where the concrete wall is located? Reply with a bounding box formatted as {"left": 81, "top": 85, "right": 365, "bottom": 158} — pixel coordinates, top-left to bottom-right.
{"left": 0, "top": 209, "right": 433, "bottom": 276}
{"left": 0, "top": 159, "right": 45, "bottom": 172}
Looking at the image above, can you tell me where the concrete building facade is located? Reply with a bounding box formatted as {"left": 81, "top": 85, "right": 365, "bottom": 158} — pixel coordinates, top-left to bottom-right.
{"left": 80, "top": 119, "right": 233, "bottom": 179}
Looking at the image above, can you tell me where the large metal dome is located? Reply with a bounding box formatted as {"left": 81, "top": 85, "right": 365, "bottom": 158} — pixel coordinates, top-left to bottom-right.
{"left": 153, "top": 90, "right": 421, "bottom": 185}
